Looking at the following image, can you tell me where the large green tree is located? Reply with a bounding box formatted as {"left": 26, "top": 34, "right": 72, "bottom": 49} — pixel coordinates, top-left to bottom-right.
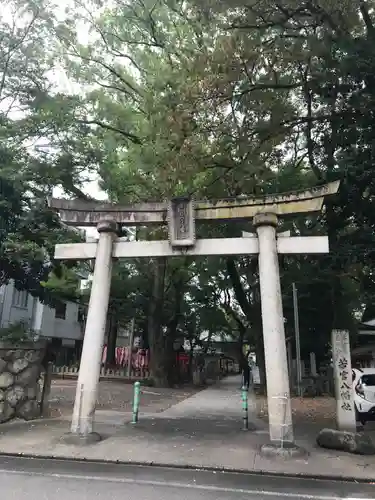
{"left": 8, "top": 0, "right": 375, "bottom": 385}
{"left": 0, "top": 0, "right": 84, "bottom": 303}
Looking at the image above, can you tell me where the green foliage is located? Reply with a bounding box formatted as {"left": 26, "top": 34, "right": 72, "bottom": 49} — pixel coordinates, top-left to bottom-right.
{"left": 0, "top": 149, "right": 83, "bottom": 303}
{"left": 0, "top": 321, "right": 35, "bottom": 344}
{"left": 0, "top": 0, "right": 87, "bottom": 305}
{"left": 3, "top": 0, "right": 375, "bottom": 380}
{"left": 41, "top": 267, "right": 82, "bottom": 301}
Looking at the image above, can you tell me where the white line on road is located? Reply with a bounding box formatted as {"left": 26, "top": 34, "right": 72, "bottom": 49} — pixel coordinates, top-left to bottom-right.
{"left": 0, "top": 468, "right": 371, "bottom": 500}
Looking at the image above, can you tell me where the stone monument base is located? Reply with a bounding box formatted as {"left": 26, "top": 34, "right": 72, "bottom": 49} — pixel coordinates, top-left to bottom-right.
{"left": 60, "top": 432, "right": 102, "bottom": 446}
{"left": 260, "top": 441, "right": 308, "bottom": 458}
{"left": 317, "top": 428, "right": 375, "bottom": 455}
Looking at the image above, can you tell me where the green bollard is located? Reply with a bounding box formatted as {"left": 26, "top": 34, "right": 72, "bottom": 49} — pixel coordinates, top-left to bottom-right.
{"left": 241, "top": 386, "right": 248, "bottom": 431}
{"left": 132, "top": 381, "right": 141, "bottom": 424}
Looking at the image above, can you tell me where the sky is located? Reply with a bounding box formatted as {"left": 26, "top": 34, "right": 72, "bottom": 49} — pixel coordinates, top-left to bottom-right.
{"left": 3, "top": 0, "right": 108, "bottom": 206}
{"left": 46, "top": 1, "right": 109, "bottom": 206}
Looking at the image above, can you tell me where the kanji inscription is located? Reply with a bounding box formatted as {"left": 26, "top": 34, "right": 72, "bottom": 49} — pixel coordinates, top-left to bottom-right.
{"left": 168, "top": 198, "right": 196, "bottom": 248}
{"left": 331, "top": 329, "right": 356, "bottom": 431}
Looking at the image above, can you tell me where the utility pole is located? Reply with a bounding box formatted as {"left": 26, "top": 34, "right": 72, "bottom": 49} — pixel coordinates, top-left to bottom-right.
{"left": 292, "top": 283, "right": 303, "bottom": 397}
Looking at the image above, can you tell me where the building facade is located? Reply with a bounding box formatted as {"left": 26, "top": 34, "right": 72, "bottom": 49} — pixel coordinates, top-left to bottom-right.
{"left": 0, "top": 281, "right": 83, "bottom": 345}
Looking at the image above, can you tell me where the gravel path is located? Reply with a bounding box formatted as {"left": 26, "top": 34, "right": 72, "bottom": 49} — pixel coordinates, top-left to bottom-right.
{"left": 256, "top": 395, "right": 337, "bottom": 426}
{"left": 49, "top": 379, "right": 199, "bottom": 417}
{"left": 49, "top": 381, "right": 358, "bottom": 433}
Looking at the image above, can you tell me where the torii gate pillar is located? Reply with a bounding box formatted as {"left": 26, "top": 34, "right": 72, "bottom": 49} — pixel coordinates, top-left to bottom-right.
{"left": 254, "top": 213, "right": 293, "bottom": 444}
{"left": 68, "top": 219, "right": 118, "bottom": 443}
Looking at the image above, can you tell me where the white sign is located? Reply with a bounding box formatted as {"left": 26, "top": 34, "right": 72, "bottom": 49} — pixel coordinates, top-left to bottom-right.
{"left": 331, "top": 329, "right": 356, "bottom": 431}
{"left": 168, "top": 198, "right": 195, "bottom": 248}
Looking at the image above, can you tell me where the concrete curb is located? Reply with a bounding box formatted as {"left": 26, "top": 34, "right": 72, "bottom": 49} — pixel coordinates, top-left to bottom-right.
{"left": 0, "top": 452, "right": 373, "bottom": 484}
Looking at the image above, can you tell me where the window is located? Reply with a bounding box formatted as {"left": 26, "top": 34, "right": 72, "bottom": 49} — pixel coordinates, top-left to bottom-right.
{"left": 55, "top": 302, "right": 67, "bottom": 320}
{"left": 361, "top": 375, "right": 375, "bottom": 387}
{"left": 12, "top": 288, "right": 28, "bottom": 308}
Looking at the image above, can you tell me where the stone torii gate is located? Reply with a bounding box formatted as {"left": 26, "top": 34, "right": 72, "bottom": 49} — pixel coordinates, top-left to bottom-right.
{"left": 49, "top": 181, "right": 339, "bottom": 447}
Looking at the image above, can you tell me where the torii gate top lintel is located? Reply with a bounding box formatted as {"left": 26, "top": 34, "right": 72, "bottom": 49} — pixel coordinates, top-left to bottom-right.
{"left": 48, "top": 180, "right": 339, "bottom": 227}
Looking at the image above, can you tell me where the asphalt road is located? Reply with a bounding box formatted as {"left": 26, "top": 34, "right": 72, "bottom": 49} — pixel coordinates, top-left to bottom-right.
{"left": 0, "top": 456, "right": 374, "bottom": 500}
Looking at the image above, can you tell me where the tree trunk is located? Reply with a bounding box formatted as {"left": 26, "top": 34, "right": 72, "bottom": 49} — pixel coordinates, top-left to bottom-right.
{"left": 226, "top": 258, "right": 254, "bottom": 321}
{"left": 165, "top": 278, "right": 185, "bottom": 385}
{"left": 226, "top": 259, "right": 252, "bottom": 367}
{"left": 226, "top": 258, "right": 267, "bottom": 391}
{"left": 325, "top": 201, "right": 352, "bottom": 331}
{"left": 255, "top": 335, "right": 266, "bottom": 393}
{"left": 148, "top": 258, "right": 168, "bottom": 387}
{"left": 165, "top": 333, "right": 176, "bottom": 386}
{"left": 188, "top": 338, "right": 194, "bottom": 382}
{"left": 233, "top": 318, "right": 246, "bottom": 372}
{"left": 203, "top": 331, "right": 213, "bottom": 355}
{"left": 106, "top": 314, "right": 118, "bottom": 368}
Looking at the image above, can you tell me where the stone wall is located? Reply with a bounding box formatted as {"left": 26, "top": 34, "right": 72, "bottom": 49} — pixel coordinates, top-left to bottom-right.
{"left": 0, "top": 341, "right": 46, "bottom": 423}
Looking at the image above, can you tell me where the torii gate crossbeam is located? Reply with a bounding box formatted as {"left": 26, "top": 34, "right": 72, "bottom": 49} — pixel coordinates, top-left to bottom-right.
{"left": 55, "top": 236, "right": 329, "bottom": 260}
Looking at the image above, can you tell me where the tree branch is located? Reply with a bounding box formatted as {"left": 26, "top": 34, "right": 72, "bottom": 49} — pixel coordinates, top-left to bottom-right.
{"left": 226, "top": 258, "right": 253, "bottom": 324}
{"left": 360, "top": 1, "right": 375, "bottom": 37}
{"left": 78, "top": 120, "right": 142, "bottom": 144}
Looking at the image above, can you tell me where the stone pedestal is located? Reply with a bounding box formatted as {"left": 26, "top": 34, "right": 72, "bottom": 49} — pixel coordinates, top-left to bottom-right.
{"left": 260, "top": 442, "right": 308, "bottom": 458}
{"left": 61, "top": 432, "right": 102, "bottom": 446}
{"left": 317, "top": 428, "right": 375, "bottom": 455}
{"left": 0, "top": 340, "right": 47, "bottom": 423}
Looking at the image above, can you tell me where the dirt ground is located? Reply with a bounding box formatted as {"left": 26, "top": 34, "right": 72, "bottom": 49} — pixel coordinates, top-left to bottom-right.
{"left": 48, "top": 379, "right": 199, "bottom": 418}
{"left": 256, "top": 395, "right": 337, "bottom": 427}
{"left": 49, "top": 379, "right": 337, "bottom": 425}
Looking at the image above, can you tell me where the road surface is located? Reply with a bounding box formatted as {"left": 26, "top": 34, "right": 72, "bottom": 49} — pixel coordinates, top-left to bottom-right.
{"left": 0, "top": 455, "right": 374, "bottom": 500}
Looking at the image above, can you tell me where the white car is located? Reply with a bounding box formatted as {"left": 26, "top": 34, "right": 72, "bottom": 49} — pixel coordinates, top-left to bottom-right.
{"left": 353, "top": 368, "right": 375, "bottom": 424}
